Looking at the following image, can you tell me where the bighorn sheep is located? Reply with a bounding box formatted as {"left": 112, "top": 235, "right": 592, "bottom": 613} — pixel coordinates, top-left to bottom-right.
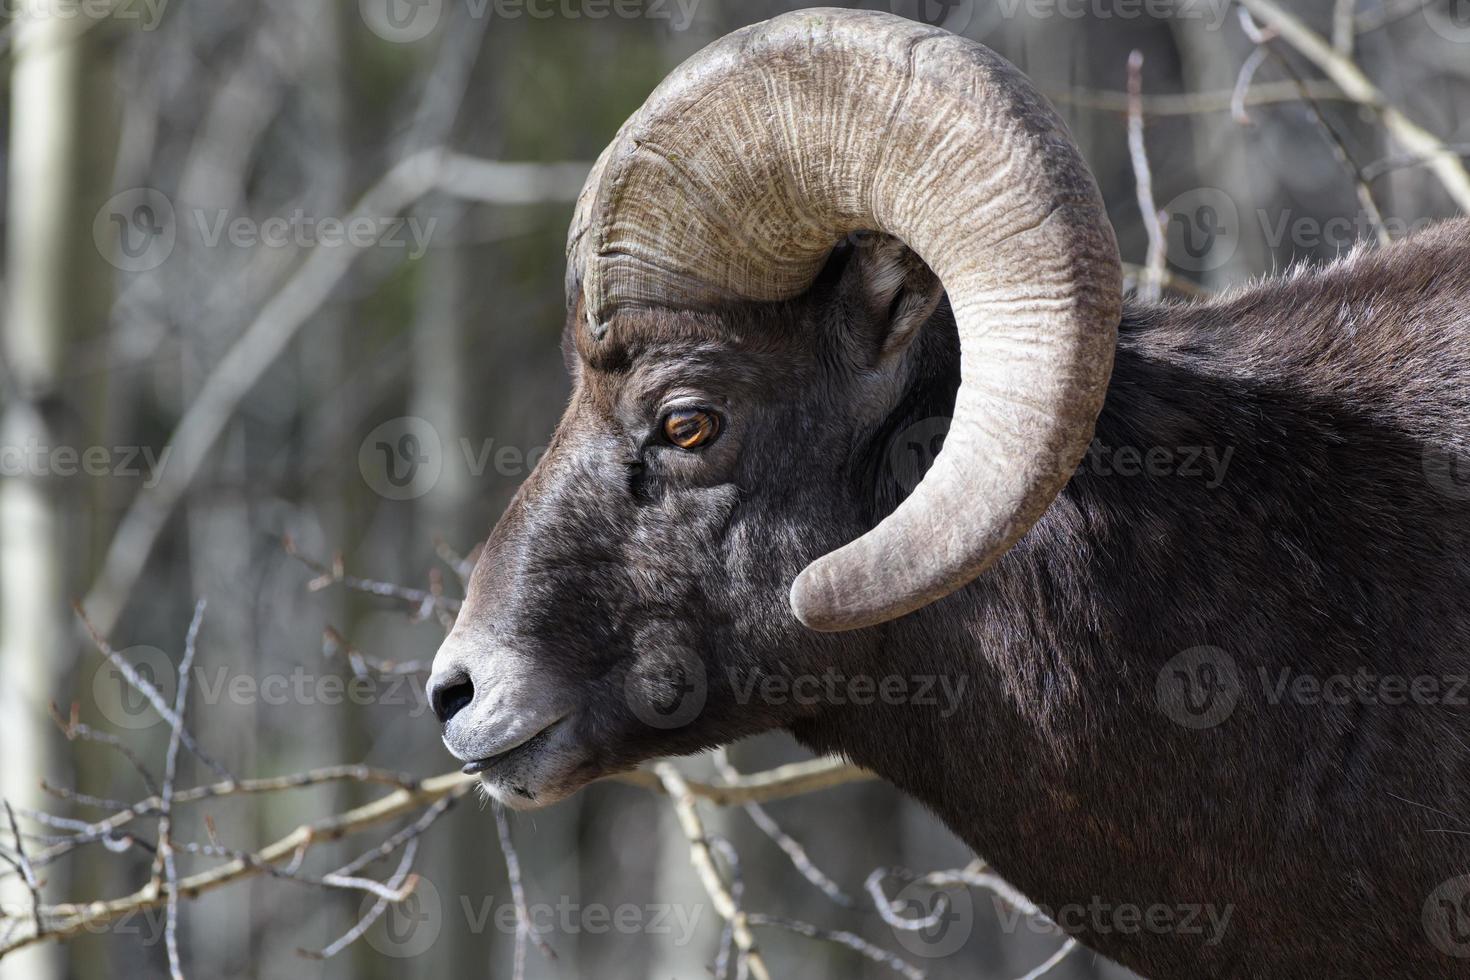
{"left": 426, "top": 9, "right": 1470, "bottom": 977}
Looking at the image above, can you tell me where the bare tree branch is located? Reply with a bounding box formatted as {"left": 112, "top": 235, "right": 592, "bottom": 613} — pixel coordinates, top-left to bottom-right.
{"left": 1237, "top": 0, "right": 1470, "bottom": 212}
{"left": 655, "top": 763, "right": 772, "bottom": 980}
{"left": 0, "top": 804, "right": 43, "bottom": 942}
{"left": 1237, "top": 8, "right": 1391, "bottom": 246}
{"left": 494, "top": 803, "right": 556, "bottom": 980}
{"left": 1126, "top": 51, "right": 1168, "bottom": 302}
{"left": 713, "top": 749, "right": 854, "bottom": 907}
{"left": 155, "top": 599, "right": 206, "bottom": 980}
{"left": 1048, "top": 79, "right": 1347, "bottom": 116}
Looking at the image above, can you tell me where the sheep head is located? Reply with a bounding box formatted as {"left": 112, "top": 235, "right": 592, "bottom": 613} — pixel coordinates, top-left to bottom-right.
{"left": 428, "top": 7, "right": 1121, "bottom": 809}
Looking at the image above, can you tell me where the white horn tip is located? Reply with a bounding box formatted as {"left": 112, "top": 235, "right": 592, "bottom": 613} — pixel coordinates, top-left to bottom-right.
{"left": 790, "top": 563, "right": 879, "bottom": 633}
{"left": 790, "top": 570, "right": 841, "bottom": 632}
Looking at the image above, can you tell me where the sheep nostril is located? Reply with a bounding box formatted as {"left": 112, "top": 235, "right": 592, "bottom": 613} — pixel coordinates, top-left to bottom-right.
{"left": 430, "top": 672, "right": 474, "bottom": 725}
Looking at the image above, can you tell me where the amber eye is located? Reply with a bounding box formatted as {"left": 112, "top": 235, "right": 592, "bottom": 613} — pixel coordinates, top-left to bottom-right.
{"left": 661, "top": 408, "right": 720, "bottom": 450}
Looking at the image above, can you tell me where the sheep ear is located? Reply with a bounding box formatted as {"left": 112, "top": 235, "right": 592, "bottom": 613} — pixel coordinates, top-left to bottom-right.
{"left": 842, "top": 233, "right": 944, "bottom": 364}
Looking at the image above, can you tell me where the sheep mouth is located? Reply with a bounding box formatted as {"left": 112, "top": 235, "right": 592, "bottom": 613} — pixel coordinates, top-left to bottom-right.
{"left": 461, "top": 716, "right": 569, "bottom": 776}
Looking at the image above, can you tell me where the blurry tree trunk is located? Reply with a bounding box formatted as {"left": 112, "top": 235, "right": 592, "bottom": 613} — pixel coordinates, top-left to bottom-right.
{"left": 409, "top": 202, "right": 477, "bottom": 975}
{"left": 1, "top": 6, "right": 113, "bottom": 980}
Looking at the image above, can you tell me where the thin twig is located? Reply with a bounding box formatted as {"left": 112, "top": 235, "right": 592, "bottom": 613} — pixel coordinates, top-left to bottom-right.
{"left": 655, "top": 764, "right": 772, "bottom": 980}
{"left": 1231, "top": 47, "right": 1272, "bottom": 125}
{"left": 713, "top": 749, "right": 854, "bottom": 907}
{"left": 297, "top": 839, "right": 421, "bottom": 960}
{"left": 157, "top": 599, "right": 206, "bottom": 980}
{"left": 1126, "top": 51, "right": 1167, "bottom": 302}
{"left": 1016, "top": 938, "right": 1080, "bottom": 980}
{"left": 285, "top": 538, "right": 462, "bottom": 617}
{"left": 48, "top": 702, "right": 159, "bottom": 797}
{"left": 73, "top": 603, "right": 233, "bottom": 782}
{"left": 322, "top": 627, "right": 431, "bottom": 678}
{"left": 1120, "top": 263, "right": 1210, "bottom": 299}
{"left": 1353, "top": 0, "right": 1434, "bottom": 34}
{"left": 617, "top": 756, "right": 873, "bottom": 807}
{"left": 2, "top": 803, "right": 44, "bottom": 942}
{"left": 434, "top": 539, "right": 477, "bottom": 586}
{"left": 187, "top": 834, "right": 417, "bottom": 903}
{"left": 1238, "top": 8, "right": 1391, "bottom": 246}
{"left": 1047, "top": 79, "right": 1347, "bottom": 116}
{"left": 1363, "top": 144, "right": 1470, "bottom": 181}
{"left": 746, "top": 914, "right": 926, "bottom": 980}
{"left": 330, "top": 796, "right": 455, "bottom": 879}
{"left": 494, "top": 803, "right": 556, "bottom": 978}
{"left": 39, "top": 782, "right": 131, "bottom": 815}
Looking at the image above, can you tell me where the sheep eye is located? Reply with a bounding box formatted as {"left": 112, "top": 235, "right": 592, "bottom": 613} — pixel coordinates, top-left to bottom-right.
{"left": 661, "top": 408, "right": 720, "bottom": 450}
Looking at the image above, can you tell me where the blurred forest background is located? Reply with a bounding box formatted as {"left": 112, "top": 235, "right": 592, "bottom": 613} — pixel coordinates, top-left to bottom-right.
{"left": 0, "top": 0, "right": 1467, "bottom": 977}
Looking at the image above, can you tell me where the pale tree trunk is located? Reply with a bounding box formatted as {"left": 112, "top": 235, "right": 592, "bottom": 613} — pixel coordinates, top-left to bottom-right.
{"left": 1, "top": 5, "right": 111, "bottom": 979}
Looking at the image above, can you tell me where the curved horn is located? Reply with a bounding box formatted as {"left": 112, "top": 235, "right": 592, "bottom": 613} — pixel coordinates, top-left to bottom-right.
{"left": 567, "top": 8, "right": 1121, "bottom": 631}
